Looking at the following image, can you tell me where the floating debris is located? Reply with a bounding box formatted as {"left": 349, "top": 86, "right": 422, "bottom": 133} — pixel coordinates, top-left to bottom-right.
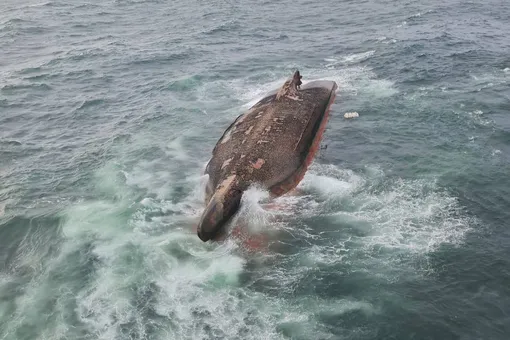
{"left": 344, "top": 111, "right": 359, "bottom": 119}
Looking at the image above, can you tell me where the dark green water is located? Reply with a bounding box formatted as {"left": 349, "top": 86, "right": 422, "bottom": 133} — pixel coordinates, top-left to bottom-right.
{"left": 1, "top": 0, "right": 509, "bottom": 339}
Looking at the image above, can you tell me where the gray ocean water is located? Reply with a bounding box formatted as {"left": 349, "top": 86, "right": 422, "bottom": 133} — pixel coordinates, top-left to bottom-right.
{"left": 1, "top": 0, "right": 510, "bottom": 339}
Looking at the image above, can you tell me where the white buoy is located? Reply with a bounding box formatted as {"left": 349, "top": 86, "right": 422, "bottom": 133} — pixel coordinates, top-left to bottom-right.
{"left": 344, "top": 112, "right": 359, "bottom": 119}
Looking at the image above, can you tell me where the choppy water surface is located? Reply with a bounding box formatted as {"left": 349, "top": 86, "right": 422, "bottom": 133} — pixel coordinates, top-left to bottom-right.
{"left": 1, "top": 0, "right": 509, "bottom": 339}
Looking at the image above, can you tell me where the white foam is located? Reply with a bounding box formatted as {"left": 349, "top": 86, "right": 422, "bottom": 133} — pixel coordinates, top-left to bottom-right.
{"left": 237, "top": 77, "right": 288, "bottom": 108}
{"left": 25, "top": 1, "right": 52, "bottom": 8}
{"left": 3, "top": 128, "right": 473, "bottom": 340}
{"left": 165, "top": 135, "right": 190, "bottom": 161}
{"left": 49, "top": 185, "right": 252, "bottom": 339}
{"left": 363, "top": 78, "right": 398, "bottom": 97}
{"left": 468, "top": 109, "right": 492, "bottom": 127}
{"left": 299, "top": 170, "right": 362, "bottom": 199}
{"left": 47, "top": 161, "right": 286, "bottom": 338}
{"left": 315, "top": 298, "right": 379, "bottom": 316}
{"left": 325, "top": 50, "right": 375, "bottom": 67}
{"left": 199, "top": 63, "right": 397, "bottom": 115}
{"left": 376, "top": 36, "right": 398, "bottom": 44}
{"left": 409, "top": 12, "right": 423, "bottom": 18}
{"left": 0, "top": 274, "right": 14, "bottom": 321}
{"left": 300, "top": 164, "right": 365, "bottom": 190}
{"left": 61, "top": 199, "right": 129, "bottom": 239}
{"left": 407, "top": 10, "right": 433, "bottom": 20}
{"left": 334, "top": 177, "right": 470, "bottom": 253}
{"left": 491, "top": 149, "right": 502, "bottom": 156}
{"left": 303, "top": 243, "right": 350, "bottom": 266}
{"left": 305, "top": 67, "right": 398, "bottom": 99}
{"left": 271, "top": 163, "right": 475, "bottom": 279}
{"left": 231, "top": 185, "right": 276, "bottom": 233}
{"left": 470, "top": 71, "right": 509, "bottom": 91}
{"left": 124, "top": 159, "right": 175, "bottom": 200}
